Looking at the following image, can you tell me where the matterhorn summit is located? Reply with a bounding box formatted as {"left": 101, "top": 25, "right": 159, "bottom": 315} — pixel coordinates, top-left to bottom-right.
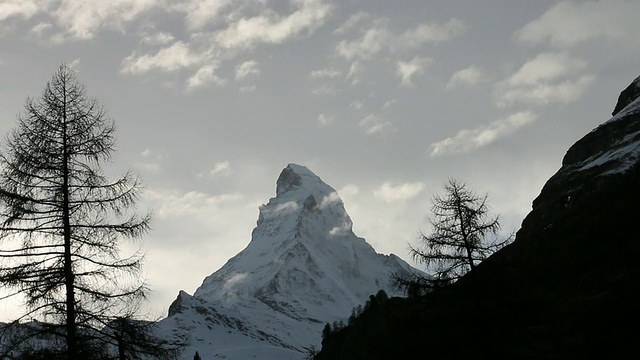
{"left": 156, "top": 164, "right": 421, "bottom": 359}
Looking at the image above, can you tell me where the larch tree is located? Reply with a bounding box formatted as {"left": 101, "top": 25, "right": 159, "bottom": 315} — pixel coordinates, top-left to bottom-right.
{"left": 0, "top": 64, "right": 179, "bottom": 359}
{"left": 410, "top": 179, "right": 511, "bottom": 285}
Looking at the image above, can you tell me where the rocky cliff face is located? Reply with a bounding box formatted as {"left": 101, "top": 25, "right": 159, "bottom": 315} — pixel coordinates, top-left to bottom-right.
{"left": 157, "top": 164, "right": 421, "bottom": 359}
{"left": 317, "top": 77, "right": 640, "bottom": 359}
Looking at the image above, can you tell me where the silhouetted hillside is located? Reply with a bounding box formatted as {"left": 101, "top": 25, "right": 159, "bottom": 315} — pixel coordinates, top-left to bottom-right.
{"left": 316, "top": 76, "right": 640, "bottom": 359}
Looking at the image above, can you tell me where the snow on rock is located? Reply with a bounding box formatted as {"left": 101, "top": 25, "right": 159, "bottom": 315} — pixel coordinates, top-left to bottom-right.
{"left": 562, "top": 76, "right": 640, "bottom": 176}
{"left": 156, "top": 164, "right": 422, "bottom": 359}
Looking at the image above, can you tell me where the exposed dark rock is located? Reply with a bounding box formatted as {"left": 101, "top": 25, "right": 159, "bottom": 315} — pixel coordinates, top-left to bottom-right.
{"left": 612, "top": 75, "right": 640, "bottom": 116}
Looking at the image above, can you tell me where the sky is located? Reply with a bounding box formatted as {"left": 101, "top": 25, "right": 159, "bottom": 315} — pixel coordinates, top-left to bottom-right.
{"left": 1, "top": 0, "right": 639, "bottom": 321}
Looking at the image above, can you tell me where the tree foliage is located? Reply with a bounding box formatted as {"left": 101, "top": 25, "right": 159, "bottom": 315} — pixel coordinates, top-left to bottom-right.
{"left": 410, "top": 179, "right": 511, "bottom": 283}
{"left": 0, "top": 64, "right": 180, "bottom": 359}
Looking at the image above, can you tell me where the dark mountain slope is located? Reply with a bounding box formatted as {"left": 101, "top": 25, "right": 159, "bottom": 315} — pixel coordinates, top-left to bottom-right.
{"left": 316, "top": 77, "right": 640, "bottom": 359}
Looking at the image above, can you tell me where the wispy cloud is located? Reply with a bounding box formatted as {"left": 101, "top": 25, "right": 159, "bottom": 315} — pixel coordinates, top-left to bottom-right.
{"left": 214, "top": 0, "right": 332, "bottom": 50}
{"left": 495, "top": 52, "right": 594, "bottom": 107}
{"left": 309, "top": 68, "right": 341, "bottom": 79}
{"left": 359, "top": 114, "right": 396, "bottom": 136}
{"left": 516, "top": 1, "right": 640, "bottom": 47}
{"left": 336, "top": 18, "right": 465, "bottom": 60}
{"left": 235, "top": 60, "right": 260, "bottom": 80}
{"left": 334, "top": 11, "right": 369, "bottom": 34}
{"left": 429, "top": 111, "right": 537, "bottom": 156}
{"left": 172, "top": 0, "right": 231, "bottom": 30}
{"left": 0, "top": 0, "right": 42, "bottom": 21}
{"left": 396, "top": 57, "right": 431, "bottom": 87}
{"left": 187, "top": 63, "right": 226, "bottom": 90}
{"left": 121, "top": 41, "right": 209, "bottom": 74}
{"left": 446, "top": 65, "right": 487, "bottom": 90}
{"left": 317, "top": 113, "right": 333, "bottom": 126}
{"left": 209, "top": 160, "right": 231, "bottom": 177}
{"left": 52, "top": 0, "right": 157, "bottom": 40}
{"left": 140, "top": 30, "right": 175, "bottom": 46}
{"left": 145, "top": 188, "right": 243, "bottom": 220}
{"left": 374, "top": 182, "right": 424, "bottom": 203}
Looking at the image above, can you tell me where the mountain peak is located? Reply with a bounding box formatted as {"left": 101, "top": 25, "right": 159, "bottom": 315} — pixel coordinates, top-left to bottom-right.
{"left": 275, "top": 163, "right": 330, "bottom": 197}
{"left": 157, "top": 164, "right": 422, "bottom": 357}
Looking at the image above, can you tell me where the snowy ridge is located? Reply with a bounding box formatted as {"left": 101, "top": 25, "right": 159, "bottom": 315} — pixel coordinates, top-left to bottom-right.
{"left": 576, "top": 96, "right": 640, "bottom": 175}
{"left": 156, "top": 164, "right": 421, "bottom": 359}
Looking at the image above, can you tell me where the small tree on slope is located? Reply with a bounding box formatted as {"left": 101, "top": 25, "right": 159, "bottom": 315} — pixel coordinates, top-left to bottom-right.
{"left": 410, "top": 179, "right": 511, "bottom": 284}
{"left": 0, "top": 64, "right": 179, "bottom": 359}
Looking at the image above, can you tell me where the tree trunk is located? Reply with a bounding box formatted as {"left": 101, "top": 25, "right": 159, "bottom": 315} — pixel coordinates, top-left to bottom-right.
{"left": 62, "top": 82, "right": 77, "bottom": 359}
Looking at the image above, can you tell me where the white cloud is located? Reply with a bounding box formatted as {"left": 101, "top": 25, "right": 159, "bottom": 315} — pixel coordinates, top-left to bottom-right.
{"left": 507, "top": 52, "right": 587, "bottom": 87}
{"left": 338, "top": 184, "right": 359, "bottom": 198}
{"left": 349, "top": 100, "right": 364, "bottom": 110}
{"left": 396, "top": 57, "right": 431, "bottom": 87}
{"left": 52, "top": 0, "right": 156, "bottom": 40}
{"left": 429, "top": 111, "right": 537, "bottom": 157}
{"left": 334, "top": 11, "right": 369, "bottom": 34}
{"left": 209, "top": 160, "right": 231, "bottom": 177}
{"left": 382, "top": 99, "right": 396, "bottom": 110}
{"left": 121, "top": 41, "right": 208, "bottom": 74}
{"left": 145, "top": 188, "right": 243, "bottom": 220}
{"left": 336, "top": 18, "right": 465, "bottom": 60}
{"left": 345, "top": 61, "right": 362, "bottom": 84}
{"left": 140, "top": 31, "right": 175, "bottom": 46}
{"left": 517, "top": 1, "right": 640, "bottom": 47}
{"left": 239, "top": 85, "right": 257, "bottom": 93}
{"left": 317, "top": 113, "right": 332, "bottom": 126}
{"left": 496, "top": 52, "right": 594, "bottom": 107}
{"left": 374, "top": 182, "right": 424, "bottom": 203}
{"left": 447, "top": 65, "right": 486, "bottom": 90}
{"left": 0, "top": 0, "right": 42, "bottom": 21}
{"left": 235, "top": 60, "right": 260, "bottom": 80}
{"left": 336, "top": 26, "right": 389, "bottom": 60}
{"left": 359, "top": 114, "right": 396, "bottom": 136}
{"left": 214, "top": 0, "right": 332, "bottom": 50}
{"left": 187, "top": 63, "right": 227, "bottom": 90}
{"left": 173, "top": 0, "right": 231, "bottom": 30}
{"left": 309, "top": 68, "right": 341, "bottom": 79}
{"left": 311, "top": 85, "right": 339, "bottom": 96}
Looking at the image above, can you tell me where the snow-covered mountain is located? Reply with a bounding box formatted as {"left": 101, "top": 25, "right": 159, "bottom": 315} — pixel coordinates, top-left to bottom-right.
{"left": 157, "top": 164, "right": 422, "bottom": 359}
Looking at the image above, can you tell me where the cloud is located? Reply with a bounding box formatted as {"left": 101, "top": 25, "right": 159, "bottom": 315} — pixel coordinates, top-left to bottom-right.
{"left": 516, "top": 1, "right": 640, "bottom": 47}
{"left": 334, "top": 11, "right": 369, "bottom": 34}
{"left": 317, "top": 113, "right": 333, "bottom": 126}
{"left": 359, "top": 114, "right": 396, "bottom": 136}
{"left": 382, "top": 99, "right": 396, "bottom": 110}
{"left": 239, "top": 85, "right": 257, "bottom": 93}
{"left": 235, "top": 60, "right": 260, "bottom": 80}
{"left": 336, "top": 18, "right": 465, "bottom": 60}
{"left": 309, "top": 68, "right": 341, "bottom": 79}
{"left": 496, "top": 52, "right": 594, "bottom": 107}
{"left": 345, "top": 61, "right": 362, "bottom": 84}
{"left": 396, "top": 57, "right": 431, "bottom": 87}
{"left": 214, "top": 0, "right": 332, "bottom": 50}
{"left": 173, "top": 0, "right": 232, "bottom": 30}
{"left": 140, "top": 31, "right": 175, "bottom": 46}
{"left": 0, "top": 0, "right": 42, "bottom": 21}
{"left": 349, "top": 100, "right": 364, "bottom": 110}
{"left": 446, "top": 65, "right": 486, "bottom": 90}
{"left": 145, "top": 189, "right": 243, "bottom": 220}
{"left": 429, "top": 111, "right": 537, "bottom": 156}
{"left": 374, "top": 182, "right": 424, "bottom": 203}
{"left": 121, "top": 41, "right": 208, "bottom": 74}
{"left": 209, "top": 160, "right": 231, "bottom": 177}
{"left": 187, "top": 63, "right": 226, "bottom": 90}
{"left": 52, "top": 0, "right": 157, "bottom": 40}
{"left": 311, "top": 85, "right": 339, "bottom": 96}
